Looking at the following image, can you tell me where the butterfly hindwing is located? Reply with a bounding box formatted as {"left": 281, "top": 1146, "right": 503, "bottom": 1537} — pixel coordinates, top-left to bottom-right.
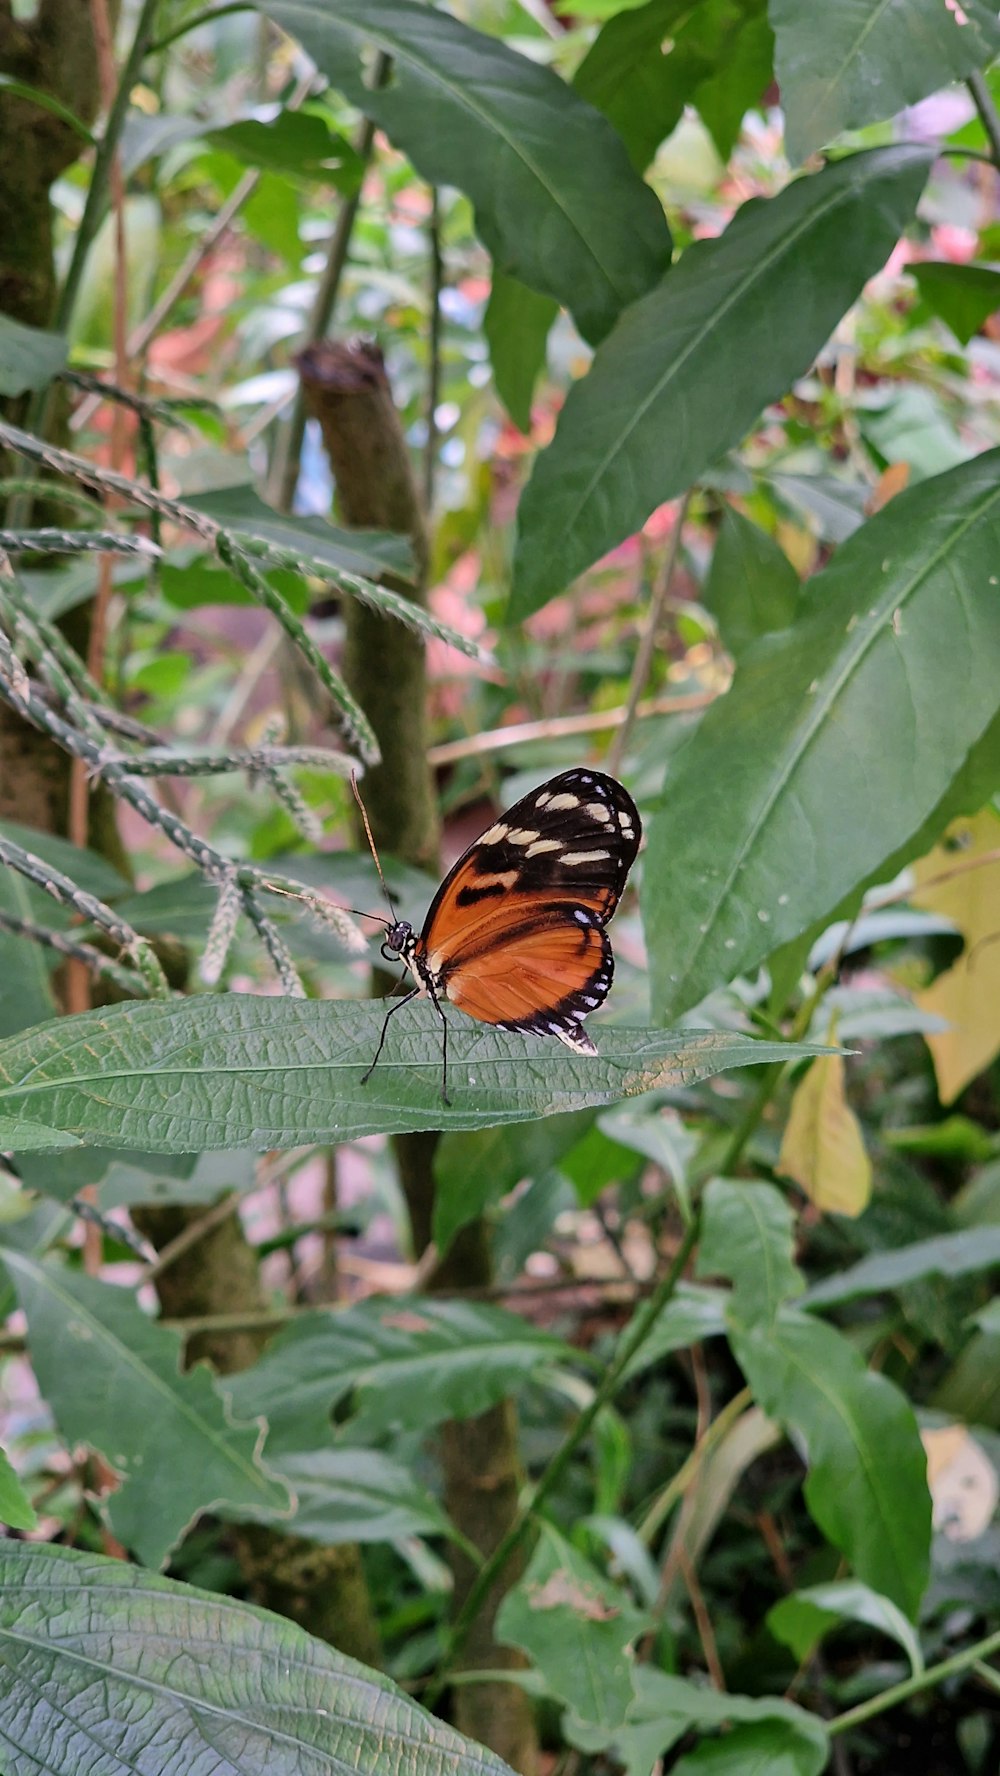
{"left": 443, "top": 903, "right": 612, "bottom": 1053}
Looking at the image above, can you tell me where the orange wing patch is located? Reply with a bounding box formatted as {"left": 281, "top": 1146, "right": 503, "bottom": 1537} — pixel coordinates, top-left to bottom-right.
{"left": 444, "top": 916, "right": 611, "bottom": 1052}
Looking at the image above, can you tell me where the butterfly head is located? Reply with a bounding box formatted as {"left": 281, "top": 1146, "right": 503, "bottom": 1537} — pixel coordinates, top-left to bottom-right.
{"left": 381, "top": 920, "right": 416, "bottom": 965}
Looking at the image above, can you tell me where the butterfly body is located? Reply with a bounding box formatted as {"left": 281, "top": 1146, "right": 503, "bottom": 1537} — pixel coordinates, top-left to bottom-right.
{"left": 364, "top": 768, "right": 641, "bottom": 1102}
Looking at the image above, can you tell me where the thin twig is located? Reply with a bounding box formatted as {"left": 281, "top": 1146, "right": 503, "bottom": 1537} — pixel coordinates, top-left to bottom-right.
{"left": 608, "top": 490, "right": 693, "bottom": 779}
{"left": 423, "top": 186, "right": 443, "bottom": 514}
{"left": 968, "top": 69, "right": 1000, "bottom": 169}
{"left": 0, "top": 834, "right": 167, "bottom": 995}
{"left": 428, "top": 689, "right": 718, "bottom": 766}
{"left": 0, "top": 910, "right": 154, "bottom": 998}
{"left": 269, "top": 58, "right": 389, "bottom": 509}
{"left": 829, "top": 1627, "right": 1000, "bottom": 1738}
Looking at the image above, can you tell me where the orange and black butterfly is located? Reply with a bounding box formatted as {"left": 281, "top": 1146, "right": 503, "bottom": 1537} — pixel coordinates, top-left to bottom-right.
{"left": 356, "top": 768, "right": 641, "bottom": 1103}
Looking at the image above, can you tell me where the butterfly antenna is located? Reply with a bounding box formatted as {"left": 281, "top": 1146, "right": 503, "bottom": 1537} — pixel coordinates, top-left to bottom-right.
{"left": 351, "top": 772, "right": 400, "bottom": 922}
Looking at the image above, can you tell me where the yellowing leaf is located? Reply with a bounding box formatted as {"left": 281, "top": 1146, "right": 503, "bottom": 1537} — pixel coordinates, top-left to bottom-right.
{"left": 913, "top": 805, "right": 1000, "bottom": 1104}
{"left": 778, "top": 1049, "right": 872, "bottom": 1216}
{"left": 922, "top": 1424, "right": 999, "bottom": 1541}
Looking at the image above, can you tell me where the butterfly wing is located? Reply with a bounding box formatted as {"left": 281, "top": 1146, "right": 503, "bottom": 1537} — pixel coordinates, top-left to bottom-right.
{"left": 417, "top": 768, "right": 640, "bottom": 1049}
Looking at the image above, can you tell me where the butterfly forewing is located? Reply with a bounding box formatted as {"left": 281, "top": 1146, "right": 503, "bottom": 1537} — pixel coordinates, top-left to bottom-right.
{"left": 416, "top": 768, "right": 640, "bottom": 1049}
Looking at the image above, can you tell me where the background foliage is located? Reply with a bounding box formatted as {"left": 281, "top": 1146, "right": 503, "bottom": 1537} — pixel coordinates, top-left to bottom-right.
{"left": 1, "top": 1, "right": 999, "bottom": 1773}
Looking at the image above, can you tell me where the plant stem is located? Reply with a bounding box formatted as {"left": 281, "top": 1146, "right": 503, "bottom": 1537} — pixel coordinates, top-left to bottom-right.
{"left": 269, "top": 59, "right": 389, "bottom": 511}
{"left": 426, "top": 1215, "right": 701, "bottom": 1703}
{"left": 829, "top": 1626, "right": 1000, "bottom": 1737}
{"left": 968, "top": 70, "right": 1000, "bottom": 170}
{"left": 607, "top": 490, "right": 692, "bottom": 778}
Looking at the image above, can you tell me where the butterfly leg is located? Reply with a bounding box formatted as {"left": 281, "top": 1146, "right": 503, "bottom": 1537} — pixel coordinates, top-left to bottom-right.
{"left": 361, "top": 986, "right": 420, "bottom": 1085}
{"left": 426, "top": 981, "right": 451, "bottom": 1106}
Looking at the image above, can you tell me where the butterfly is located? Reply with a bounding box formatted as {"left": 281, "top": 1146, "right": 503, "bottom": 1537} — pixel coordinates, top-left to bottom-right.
{"left": 355, "top": 767, "right": 641, "bottom": 1104}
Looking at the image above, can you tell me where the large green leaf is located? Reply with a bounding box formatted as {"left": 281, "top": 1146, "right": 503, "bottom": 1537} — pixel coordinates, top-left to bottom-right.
{"left": 771, "top": 0, "right": 1000, "bottom": 165}
{"left": 225, "top": 1297, "right": 570, "bottom": 1440}
{"left": 255, "top": 0, "right": 671, "bottom": 345}
{"left": 669, "top": 1720, "right": 828, "bottom": 1775}
{"left": 227, "top": 1448, "right": 452, "bottom": 1547}
{"left": 645, "top": 449, "right": 1000, "bottom": 1022}
{"left": 0, "top": 1251, "right": 289, "bottom": 1568}
{"left": 575, "top": 0, "right": 765, "bottom": 172}
{"left": 511, "top": 146, "right": 930, "bottom": 617}
{"left": 697, "top": 1178, "right": 803, "bottom": 1325}
{"left": 804, "top": 1225, "right": 1000, "bottom": 1309}
{"left": 496, "top": 1524, "right": 650, "bottom": 1738}
{"left": 0, "top": 1542, "right": 516, "bottom": 1776}
{"left": 731, "top": 1310, "right": 931, "bottom": 1616}
{"left": 601, "top": 1667, "right": 828, "bottom": 1776}
{"left": 0, "top": 995, "right": 830, "bottom": 1149}
{"left": 702, "top": 1181, "right": 931, "bottom": 1615}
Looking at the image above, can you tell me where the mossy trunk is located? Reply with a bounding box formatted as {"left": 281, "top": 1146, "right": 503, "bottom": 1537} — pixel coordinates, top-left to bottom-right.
{"left": 299, "top": 338, "right": 538, "bottom": 1775}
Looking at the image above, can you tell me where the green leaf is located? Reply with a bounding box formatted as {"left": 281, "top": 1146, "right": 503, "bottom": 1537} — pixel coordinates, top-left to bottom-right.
{"left": 729, "top": 1309, "right": 931, "bottom": 1616}
{"left": 771, "top": 0, "right": 1000, "bottom": 165}
{"left": 0, "top": 312, "right": 68, "bottom": 397}
{"left": 484, "top": 272, "right": 558, "bottom": 434}
{"left": 768, "top": 1579, "right": 924, "bottom": 1676}
{"left": 0, "top": 1250, "right": 290, "bottom": 1567}
{"left": 0, "top": 1541, "right": 516, "bottom": 1776}
{"left": 227, "top": 1447, "right": 451, "bottom": 1546}
{"left": 0, "top": 995, "right": 832, "bottom": 1149}
{"left": 511, "top": 146, "right": 930, "bottom": 618}
{"left": 184, "top": 484, "right": 416, "bottom": 582}
{"left": 121, "top": 107, "right": 364, "bottom": 188}
{"left": 698, "top": 1178, "right": 803, "bottom": 1326}
{"left": 694, "top": 5, "right": 774, "bottom": 161}
{"left": 606, "top": 1667, "right": 828, "bottom": 1776}
{"left": 670, "top": 1719, "right": 828, "bottom": 1775}
{"left": 496, "top": 1523, "right": 650, "bottom": 1737}
{"left": 0, "top": 821, "right": 131, "bottom": 903}
{"left": 621, "top": 1283, "right": 728, "bottom": 1380}
{"left": 575, "top": 0, "right": 765, "bottom": 173}
{"left": 645, "top": 448, "right": 1000, "bottom": 1022}
{"left": 803, "top": 1226, "right": 1000, "bottom": 1309}
{"left": 225, "top": 1297, "right": 570, "bottom": 1441}
{"left": 433, "top": 1111, "right": 594, "bottom": 1254}
{"left": 0, "top": 1118, "right": 81, "bottom": 1152}
{"left": 255, "top": 0, "right": 672, "bottom": 345}
{"left": 704, "top": 507, "right": 801, "bottom": 656}
{"left": 911, "top": 261, "right": 1000, "bottom": 348}
{"left": 0, "top": 1445, "right": 37, "bottom": 1531}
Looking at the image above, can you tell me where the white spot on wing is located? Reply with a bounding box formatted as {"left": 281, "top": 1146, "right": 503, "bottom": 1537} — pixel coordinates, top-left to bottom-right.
{"left": 562, "top": 849, "right": 610, "bottom": 866}
{"left": 546, "top": 793, "right": 580, "bottom": 811}
{"left": 506, "top": 827, "right": 540, "bottom": 846}
{"left": 526, "top": 838, "right": 562, "bottom": 857}
{"left": 480, "top": 822, "right": 509, "bottom": 845}
{"left": 586, "top": 803, "right": 612, "bottom": 822}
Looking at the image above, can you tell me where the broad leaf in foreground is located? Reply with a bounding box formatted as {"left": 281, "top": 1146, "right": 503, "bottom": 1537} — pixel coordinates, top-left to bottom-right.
{"left": 771, "top": 0, "right": 1000, "bottom": 165}
{"left": 256, "top": 0, "right": 671, "bottom": 345}
{"left": 0, "top": 1541, "right": 516, "bottom": 1776}
{"left": 0, "top": 1251, "right": 289, "bottom": 1568}
{"left": 512, "top": 146, "right": 930, "bottom": 617}
{"left": 0, "top": 995, "right": 831, "bottom": 1149}
{"left": 646, "top": 448, "right": 1000, "bottom": 1022}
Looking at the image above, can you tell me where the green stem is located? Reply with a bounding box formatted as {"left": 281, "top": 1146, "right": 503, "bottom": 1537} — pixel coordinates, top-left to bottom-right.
{"left": 426, "top": 1215, "right": 701, "bottom": 1703}
{"left": 968, "top": 70, "right": 1000, "bottom": 171}
{"left": 149, "top": 3, "right": 254, "bottom": 54}
{"left": 829, "top": 1626, "right": 1000, "bottom": 1737}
